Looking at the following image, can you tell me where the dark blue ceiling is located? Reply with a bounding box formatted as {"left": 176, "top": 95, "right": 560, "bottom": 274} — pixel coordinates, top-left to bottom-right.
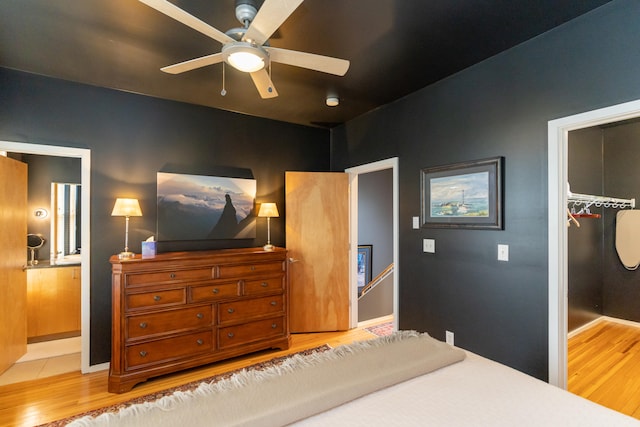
{"left": 0, "top": 0, "right": 613, "bottom": 127}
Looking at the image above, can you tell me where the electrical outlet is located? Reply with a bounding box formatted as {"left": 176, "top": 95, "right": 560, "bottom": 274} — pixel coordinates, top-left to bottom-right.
{"left": 498, "top": 244, "right": 509, "bottom": 261}
{"left": 423, "top": 238, "right": 435, "bottom": 253}
{"left": 446, "top": 330, "right": 454, "bottom": 346}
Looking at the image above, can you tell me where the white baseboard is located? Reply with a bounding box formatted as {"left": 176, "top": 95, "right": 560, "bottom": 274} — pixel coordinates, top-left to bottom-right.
{"left": 568, "top": 315, "right": 640, "bottom": 339}
{"left": 601, "top": 315, "right": 640, "bottom": 329}
{"left": 84, "top": 361, "right": 109, "bottom": 374}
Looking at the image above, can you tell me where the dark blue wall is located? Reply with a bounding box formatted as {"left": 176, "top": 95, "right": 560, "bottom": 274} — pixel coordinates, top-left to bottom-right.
{"left": 330, "top": 0, "right": 640, "bottom": 380}
{"left": 0, "top": 69, "right": 329, "bottom": 364}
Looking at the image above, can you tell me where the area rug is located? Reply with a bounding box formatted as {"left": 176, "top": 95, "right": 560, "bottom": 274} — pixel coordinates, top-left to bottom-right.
{"left": 39, "top": 346, "right": 330, "bottom": 427}
{"left": 365, "top": 321, "right": 393, "bottom": 337}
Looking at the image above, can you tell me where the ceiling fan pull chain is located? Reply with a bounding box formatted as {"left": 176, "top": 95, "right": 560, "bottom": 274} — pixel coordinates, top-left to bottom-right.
{"left": 221, "top": 62, "right": 227, "bottom": 96}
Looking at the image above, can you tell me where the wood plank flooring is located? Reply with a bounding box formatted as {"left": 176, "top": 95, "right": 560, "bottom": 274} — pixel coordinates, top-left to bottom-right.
{"left": 568, "top": 319, "right": 640, "bottom": 419}
{"left": 10, "top": 317, "right": 634, "bottom": 426}
{"left": 0, "top": 326, "right": 379, "bottom": 427}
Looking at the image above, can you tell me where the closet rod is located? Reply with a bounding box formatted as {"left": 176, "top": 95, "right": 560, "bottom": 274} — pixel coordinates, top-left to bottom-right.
{"left": 567, "top": 188, "right": 635, "bottom": 210}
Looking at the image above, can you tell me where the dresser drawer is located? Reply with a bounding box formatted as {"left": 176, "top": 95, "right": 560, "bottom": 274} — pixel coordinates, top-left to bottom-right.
{"left": 217, "top": 261, "right": 284, "bottom": 279}
{"left": 244, "top": 276, "right": 284, "bottom": 296}
{"left": 127, "top": 306, "right": 212, "bottom": 340}
{"left": 125, "top": 268, "right": 214, "bottom": 287}
{"left": 218, "top": 316, "right": 285, "bottom": 349}
{"left": 189, "top": 281, "right": 240, "bottom": 303}
{"left": 219, "top": 295, "right": 284, "bottom": 324}
{"left": 126, "top": 288, "right": 186, "bottom": 311}
{"left": 126, "top": 331, "right": 213, "bottom": 369}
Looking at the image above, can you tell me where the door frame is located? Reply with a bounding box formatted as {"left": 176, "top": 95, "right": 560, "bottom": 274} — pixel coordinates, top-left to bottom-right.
{"left": 547, "top": 99, "right": 640, "bottom": 388}
{"left": 346, "top": 157, "right": 399, "bottom": 330}
{"left": 0, "top": 141, "right": 98, "bottom": 373}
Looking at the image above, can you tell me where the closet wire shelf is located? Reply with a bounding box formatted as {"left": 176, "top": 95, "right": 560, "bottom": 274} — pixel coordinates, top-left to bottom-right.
{"left": 567, "top": 185, "right": 635, "bottom": 216}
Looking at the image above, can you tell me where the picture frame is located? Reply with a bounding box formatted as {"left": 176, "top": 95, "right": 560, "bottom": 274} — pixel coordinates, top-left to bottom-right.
{"left": 420, "top": 156, "right": 504, "bottom": 229}
{"left": 357, "top": 245, "right": 373, "bottom": 288}
{"left": 157, "top": 172, "right": 256, "bottom": 241}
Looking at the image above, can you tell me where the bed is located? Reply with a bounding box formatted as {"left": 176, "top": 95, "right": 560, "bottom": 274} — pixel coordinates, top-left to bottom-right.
{"left": 69, "top": 331, "right": 640, "bottom": 426}
{"left": 296, "top": 346, "right": 639, "bottom": 426}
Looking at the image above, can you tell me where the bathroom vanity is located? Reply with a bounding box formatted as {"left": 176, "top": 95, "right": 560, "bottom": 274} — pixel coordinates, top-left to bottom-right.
{"left": 26, "top": 264, "right": 81, "bottom": 341}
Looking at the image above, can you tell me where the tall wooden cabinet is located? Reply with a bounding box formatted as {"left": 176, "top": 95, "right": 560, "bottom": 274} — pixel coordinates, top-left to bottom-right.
{"left": 109, "top": 247, "right": 290, "bottom": 393}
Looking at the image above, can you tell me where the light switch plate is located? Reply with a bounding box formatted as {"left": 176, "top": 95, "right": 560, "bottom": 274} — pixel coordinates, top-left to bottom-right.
{"left": 412, "top": 216, "right": 420, "bottom": 229}
{"left": 423, "top": 238, "right": 435, "bottom": 253}
{"left": 498, "top": 244, "right": 509, "bottom": 261}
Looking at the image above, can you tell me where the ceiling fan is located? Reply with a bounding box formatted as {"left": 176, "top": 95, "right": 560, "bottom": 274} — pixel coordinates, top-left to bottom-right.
{"left": 139, "top": 0, "right": 350, "bottom": 99}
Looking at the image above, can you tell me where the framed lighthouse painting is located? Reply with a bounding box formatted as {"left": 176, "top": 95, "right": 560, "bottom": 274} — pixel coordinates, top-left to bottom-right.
{"left": 420, "top": 157, "right": 503, "bottom": 230}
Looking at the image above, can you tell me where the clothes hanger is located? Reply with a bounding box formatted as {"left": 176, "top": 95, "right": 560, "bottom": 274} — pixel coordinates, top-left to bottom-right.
{"left": 567, "top": 208, "right": 580, "bottom": 228}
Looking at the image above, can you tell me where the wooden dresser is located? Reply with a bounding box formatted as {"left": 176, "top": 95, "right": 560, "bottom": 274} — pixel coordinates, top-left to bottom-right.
{"left": 109, "top": 247, "right": 290, "bottom": 393}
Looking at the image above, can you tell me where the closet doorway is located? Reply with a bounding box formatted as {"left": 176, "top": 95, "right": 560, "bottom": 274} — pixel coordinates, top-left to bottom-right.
{"left": 0, "top": 141, "right": 94, "bottom": 377}
{"left": 567, "top": 121, "right": 640, "bottom": 333}
{"left": 548, "top": 98, "right": 640, "bottom": 389}
{"left": 565, "top": 120, "right": 640, "bottom": 416}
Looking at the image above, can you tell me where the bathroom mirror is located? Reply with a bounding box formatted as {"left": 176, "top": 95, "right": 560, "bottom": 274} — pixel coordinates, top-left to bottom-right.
{"left": 51, "top": 182, "right": 81, "bottom": 261}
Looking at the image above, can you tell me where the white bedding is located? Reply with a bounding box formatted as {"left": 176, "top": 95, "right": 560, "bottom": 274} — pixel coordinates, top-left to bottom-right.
{"left": 71, "top": 332, "right": 639, "bottom": 427}
{"left": 295, "top": 350, "right": 640, "bottom": 426}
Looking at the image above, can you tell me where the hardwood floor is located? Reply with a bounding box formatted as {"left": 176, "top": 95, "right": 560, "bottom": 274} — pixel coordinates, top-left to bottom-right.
{"left": 568, "top": 319, "right": 640, "bottom": 419}
{"left": 0, "top": 326, "right": 380, "bottom": 427}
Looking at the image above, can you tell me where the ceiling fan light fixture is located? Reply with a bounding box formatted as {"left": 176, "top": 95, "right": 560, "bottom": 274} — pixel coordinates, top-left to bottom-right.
{"left": 222, "top": 42, "right": 268, "bottom": 73}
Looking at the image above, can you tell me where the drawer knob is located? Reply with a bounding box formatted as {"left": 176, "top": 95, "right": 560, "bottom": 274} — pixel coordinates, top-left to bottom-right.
{"left": 153, "top": 295, "right": 161, "bottom": 301}
{"left": 139, "top": 322, "right": 147, "bottom": 329}
{"left": 227, "top": 332, "right": 234, "bottom": 338}
{"left": 271, "top": 323, "right": 277, "bottom": 329}
{"left": 261, "top": 282, "right": 268, "bottom": 287}
{"left": 196, "top": 339, "right": 204, "bottom": 345}
{"left": 250, "top": 265, "right": 256, "bottom": 271}
{"left": 212, "top": 288, "right": 219, "bottom": 294}
{"left": 227, "top": 308, "right": 235, "bottom": 314}
{"left": 139, "top": 351, "right": 148, "bottom": 357}
{"left": 170, "top": 273, "right": 176, "bottom": 279}
{"left": 270, "top": 301, "right": 277, "bottom": 306}
{"left": 196, "top": 313, "right": 204, "bottom": 319}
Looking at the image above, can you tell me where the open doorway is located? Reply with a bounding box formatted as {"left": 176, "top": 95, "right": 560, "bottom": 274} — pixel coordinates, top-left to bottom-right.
{"left": 548, "top": 99, "right": 640, "bottom": 388}
{"left": 0, "top": 141, "right": 93, "bottom": 379}
{"left": 346, "top": 158, "right": 399, "bottom": 331}
{"left": 355, "top": 169, "right": 393, "bottom": 323}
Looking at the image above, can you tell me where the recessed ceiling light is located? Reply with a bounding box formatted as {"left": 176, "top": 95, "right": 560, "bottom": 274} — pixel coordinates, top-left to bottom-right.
{"left": 326, "top": 96, "right": 339, "bottom": 107}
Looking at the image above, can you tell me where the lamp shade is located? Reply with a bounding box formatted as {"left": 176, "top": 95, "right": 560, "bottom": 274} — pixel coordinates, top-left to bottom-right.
{"left": 111, "top": 198, "right": 143, "bottom": 217}
{"left": 258, "top": 202, "right": 279, "bottom": 218}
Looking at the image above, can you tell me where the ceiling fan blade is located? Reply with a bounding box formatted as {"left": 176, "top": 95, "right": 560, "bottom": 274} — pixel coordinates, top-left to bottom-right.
{"left": 243, "top": 0, "right": 304, "bottom": 45}
{"left": 161, "top": 53, "right": 224, "bottom": 74}
{"left": 250, "top": 69, "right": 279, "bottom": 98}
{"left": 266, "top": 47, "right": 350, "bottom": 76}
{"left": 139, "top": 0, "right": 234, "bottom": 45}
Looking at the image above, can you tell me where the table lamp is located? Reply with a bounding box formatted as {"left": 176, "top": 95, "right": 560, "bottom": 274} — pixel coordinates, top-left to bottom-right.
{"left": 258, "top": 202, "right": 279, "bottom": 251}
{"left": 111, "top": 198, "right": 143, "bottom": 259}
